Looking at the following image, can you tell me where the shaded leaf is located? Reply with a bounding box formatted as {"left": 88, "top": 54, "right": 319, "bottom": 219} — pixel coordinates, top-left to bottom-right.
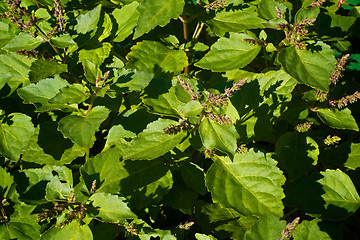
{"left": 29, "top": 59, "right": 67, "bottom": 83}
{"left": 244, "top": 214, "right": 286, "bottom": 240}
{"left": 180, "top": 162, "right": 207, "bottom": 195}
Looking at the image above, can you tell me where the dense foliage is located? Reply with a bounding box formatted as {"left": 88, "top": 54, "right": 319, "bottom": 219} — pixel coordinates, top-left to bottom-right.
{"left": 1, "top": 0, "right": 360, "bottom": 239}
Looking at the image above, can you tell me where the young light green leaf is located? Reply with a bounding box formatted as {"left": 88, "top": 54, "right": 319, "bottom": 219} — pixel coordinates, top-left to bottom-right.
{"left": 58, "top": 106, "right": 110, "bottom": 147}
{"left": 195, "top": 33, "right": 261, "bottom": 72}
{"left": 0, "top": 113, "right": 35, "bottom": 161}
{"left": 134, "top": 0, "right": 185, "bottom": 39}
{"left": 126, "top": 40, "right": 188, "bottom": 72}
{"left": 206, "top": 150, "right": 286, "bottom": 217}
{"left": 40, "top": 220, "right": 93, "bottom": 240}
{"left": 123, "top": 119, "right": 187, "bottom": 160}
{"left": 49, "top": 84, "right": 89, "bottom": 105}
{"left": 244, "top": 214, "right": 286, "bottom": 240}
{"left": 78, "top": 43, "right": 112, "bottom": 67}
{"left": 89, "top": 192, "right": 137, "bottom": 222}
{"left": 112, "top": 1, "right": 140, "bottom": 42}
{"left": 29, "top": 59, "right": 67, "bottom": 83}
{"left": 278, "top": 42, "right": 336, "bottom": 92}
{"left": 206, "top": 6, "right": 266, "bottom": 36}
{"left": 199, "top": 118, "right": 239, "bottom": 155}
{"left": 285, "top": 169, "right": 360, "bottom": 221}
{"left": 317, "top": 108, "right": 359, "bottom": 131}
{"left": 276, "top": 132, "right": 319, "bottom": 180}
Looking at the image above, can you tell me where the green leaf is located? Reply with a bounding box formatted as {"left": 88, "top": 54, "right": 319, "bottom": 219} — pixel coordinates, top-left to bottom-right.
{"left": 29, "top": 59, "right": 67, "bottom": 83}
{"left": 17, "top": 76, "right": 76, "bottom": 112}
{"left": 126, "top": 40, "right": 188, "bottom": 72}
{"left": 127, "top": 219, "right": 176, "bottom": 240}
{"left": 3, "top": 32, "right": 44, "bottom": 51}
{"left": 75, "top": 5, "right": 101, "bottom": 34}
{"left": 199, "top": 118, "right": 239, "bottom": 155}
{"left": 206, "top": 6, "right": 266, "bottom": 37}
{"left": 285, "top": 169, "right": 360, "bottom": 221}
{"left": 123, "top": 119, "right": 187, "bottom": 160}
{"left": 244, "top": 214, "right": 286, "bottom": 240}
{"left": 58, "top": 106, "right": 110, "bottom": 147}
{"left": 0, "top": 220, "right": 40, "bottom": 240}
{"left": 134, "top": 0, "right": 185, "bottom": 39}
{"left": 195, "top": 201, "right": 258, "bottom": 239}
{"left": 182, "top": 101, "right": 203, "bottom": 117}
{"left": 0, "top": 52, "right": 34, "bottom": 94}
{"left": 0, "top": 72, "right": 11, "bottom": 90}
{"left": 119, "top": 159, "right": 173, "bottom": 209}
{"left": 89, "top": 192, "right": 137, "bottom": 222}
{"left": 0, "top": 22, "right": 19, "bottom": 53}
{"left": 195, "top": 33, "right": 261, "bottom": 72}
{"left": 45, "top": 177, "right": 73, "bottom": 200}
{"left": 0, "top": 113, "right": 35, "bottom": 161}
{"left": 292, "top": 219, "right": 341, "bottom": 240}
{"left": 278, "top": 42, "right": 336, "bottom": 91}
{"left": 78, "top": 43, "right": 112, "bottom": 67}
{"left": 275, "top": 132, "right": 319, "bottom": 180}
{"left": 81, "top": 147, "right": 122, "bottom": 194}
{"left": 50, "top": 34, "right": 76, "bottom": 48}
{"left": 0, "top": 166, "right": 13, "bottom": 196}
{"left": 114, "top": 68, "right": 154, "bottom": 92}
{"left": 206, "top": 150, "right": 285, "bottom": 217}
{"left": 83, "top": 59, "right": 102, "bottom": 84}
{"left": 180, "top": 162, "right": 207, "bottom": 195}
{"left": 40, "top": 220, "right": 93, "bottom": 240}
{"left": 257, "top": 0, "right": 288, "bottom": 20}
{"left": 22, "top": 123, "right": 85, "bottom": 165}
{"left": 49, "top": 84, "right": 89, "bottom": 105}
{"left": 345, "top": 143, "right": 360, "bottom": 170}
{"left": 112, "top": 2, "right": 140, "bottom": 42}
{"left": 317, "top": 107, "right": 358, "bottom": 131}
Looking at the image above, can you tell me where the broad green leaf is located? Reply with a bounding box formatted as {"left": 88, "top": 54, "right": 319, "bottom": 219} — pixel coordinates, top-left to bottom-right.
{"left": 180, "top": 162, "right": 207, "bottom": 195}
{"left": 195, "top": 201, "right": 258, "bottom": 239}
{"left": 22, "top": 124, "right": 85, "bottom": 165}
{"left": 285, "top": 169, "right": 360, "bottom": 221}
{"left": 294, "top": 7, "right": 320, "bottom": 23}
{"left": 45, "top": 177, "right": 72, "bottom": 200}
{"left": 195, "top": 33, "right": 261, "bottom": 71}
{"left": 75, "top": 4, "right": 101, "bottom": 34}
{"left": 83, "top": 59, "right": 102, "bottom": 84}
{"left": 0, "top": 72, "right": 11, "bottom": 90}
{"left": 50, "top": 34, "right": 76, "bottom": 48}
{"left": 144, "top": 85, "right": 186, "bottom": 116}
{"left": 81, "top": 147, "right": 122, "bottom": 194}
{"left": 127, "top": 219, "right": 176, "bottom": 240}
{"left": 0, "top": 113, "right": 35, "bottom": 161}
{"left": 104, "top": 124, "right": 134, "bottom": 154}
{"left": 115, "top": 68, "right": 154, "bottom": 92}
{"left": 126, "top": 40, "right": 188, "bottom": 72}
{"left": 0, "top": 166, "right": 13, "bottom": 196}
{"left": 315, "top": 12, "right": 356, "bottom": 38}
{"left": 317, "top": 108, "right": 358, "bottom": 131}
{"left": 244, "top": 214, "right": 286, "bottom": 240}
{"left": 275, "top": 132, "right": 319, "bottom": 180}
{"left": 119, "top": 159, "right": 173, "bottom": 209}
{"left": 0, "top": 22, "right": 19, "bottom": 52}
{"left": 195, "top": 233, "right": 217, "bottom": 240}
{"left": 292, "top": 219, "right": 340, "bottom": 240}
{"left": 257, "top": 0, "right": 288, "bottom": 20}
{"left": 3, "top": 32, "right": 44, "bottom": 51}
{"left": 0, "top": 220, "right": 40, "bottom": 240}
{"left": 0, "top": 52, "right": 34, "bottom": 94}
{"left": 199, "top": 118, "right": 239, "bottom": 155}
{"left": 206, "top": 150, "right": 286, "bottom": 217}
{"left": 134, "top": 0, "right": 185, "bottom": 39}
{"left": 182, "top": 101, "right": 203, "bottom": 117}
{"left": 278, "top": 42, "right": 336, "bottom": 91}
{"left": 112, "top": 2, "right": 140, "bottom": 42}
{"left": 29, "top": 59, "right": 67, "bottom": 83}
{"left": 78, "top": 43, "right": 112, "bottom": 66}
{"left": 89, "top": 192, "right": 137, "bottom": 222}
{"left": 345, "top": 143, "right": 360, "bottom": 170}
{"left": 123, "top": 119, "right": 187, "bottom": 160}
{"left": 17, "top": 76, "right": 76, "bottom": 112}
{"left": 58, "top": 106, "right": 110, "bottom": 147}
{"left": 40, "top": 220, "right": 93, "bottom": 240}
{"left": 99, "top": 12, "right": 112, "bottom": 42}
{"left": 49, "top": 84, "right": 89, "bottom": 104}
{"left": 206, "top": 6, "right": 266, "bottom": 36}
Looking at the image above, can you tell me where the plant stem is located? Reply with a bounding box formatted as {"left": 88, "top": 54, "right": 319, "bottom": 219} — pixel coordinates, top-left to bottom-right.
{"left": 193, "top": 22, "right": 205, "bottom": 41}
{"left": 85, "top": 145, "right": 90, "bottom": 162}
